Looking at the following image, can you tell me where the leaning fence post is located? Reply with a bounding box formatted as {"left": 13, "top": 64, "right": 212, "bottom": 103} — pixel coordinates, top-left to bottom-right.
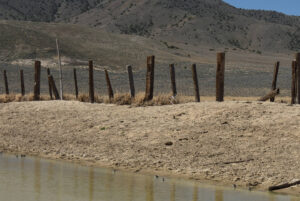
{"left": 127, "top": 65, "right": 135, "bottom": 98}
{"left": 216, "top": 53, "right": 225, "bottom": 102}
{"left": 48, "top": 75, "right": 60, "bottom": 100}
{"left": 73, "top": 68, "right": 79, "bottom": 99}
{"left": 258, "top": 88, "right": 280, "bottom": 101}
{"left": 105, "top": 69, "right": 114, "bottom": 100}
{"left": 20, "top": 70, "right": 25, "bottom": 96}
{"left": 34, "top": 61, "right": 41, "bottom": 100}
{"left": 89, "top": 60, "right": 95, "bottom": 103}
{"left": 47, "top": 68, "right": 53, "bottom": 99}
{"left": 191, "top": 64, "right": 200, "bottom": 102}
{"left": 296, "top": 53, "right": 300, "bottom": 104}
{"left": 292, "top": 61, "right": 297, "bottom": 104}
{"left": 169, "top": 64, "right": 177, "bottom": 97}
{"left": 3, "top": 70, "right": 9, "bottom": 95}
{"left": 144, "top": 56, "right": 155, "bottom": 101}
{"left": 271, "top": 61, "right": 280, "bottom": 102}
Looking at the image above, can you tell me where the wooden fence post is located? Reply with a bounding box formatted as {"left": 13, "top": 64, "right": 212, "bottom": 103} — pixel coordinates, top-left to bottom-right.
{"left": 216, "top": 53, "right": 225, "bottom": 102}
{"left": 191, "top": 64, "right": 200, "bottom": 102}
{"left": 105, "top": 69, "right": 114, "bottom": 100}
{"left": 270, "top": 61, "right": 280, "bottom": 102}
{"left": 144, "top": 56, "right": 155, "bottom": 101}
{"left": 296, "top": 53, "right": 300, "bottom": 104}
{"left": 47, "top": 68, "right": 53, "bottom": 99}
{"left": 3, "top": 70, "right": 9, "bottom": 95}
{"left": 20, "top": 70, "right": 25, "bottom": 96}
{"left": 292, "top": 61, "right": 297, "bottom": 104}
{"left": 258, "top": 88, "right": 280, "bottom": 101}
{"left": 48, "top": 75, "right": 60, "bottom": 100}
{"left": 169, "top": 64, "right": 177, "bottom": 97}
{"left": 89, "top": 60, "right": 95, "bottom": 103}
{"left": 34, "top": 61, "right": 41, "bottom": 100}
{"left": 73, "top": 68, "right": 79, "bottom": 99}
{"left": 127, "top": 65, "right": 135, "bottom": 98}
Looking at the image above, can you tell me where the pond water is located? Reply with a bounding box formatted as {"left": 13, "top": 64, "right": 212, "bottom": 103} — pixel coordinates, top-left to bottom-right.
{"left": 0, "top": 154, "right": 299, "bottom": 201}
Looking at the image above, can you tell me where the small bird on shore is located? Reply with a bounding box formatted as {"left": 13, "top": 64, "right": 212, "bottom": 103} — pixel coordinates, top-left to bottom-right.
{"left": 233, "top": 184, "right": 236, "bottom": 189}
{"left": 21, "top": 154, "right": 26, "bottom": 158}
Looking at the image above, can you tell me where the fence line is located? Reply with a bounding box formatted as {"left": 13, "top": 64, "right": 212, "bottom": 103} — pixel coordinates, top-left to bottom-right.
{"left": 0, "top": 52, "right": 299, "bottom": 104}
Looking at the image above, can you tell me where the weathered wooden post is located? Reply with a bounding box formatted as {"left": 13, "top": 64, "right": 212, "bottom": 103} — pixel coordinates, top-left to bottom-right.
{"left": 3, "top": 70, "right": 9, "bottom": 95}
{"left": 47, "top": 68, "right": 53, "bottom": 99}
{"left": 34, "top": 61, "right": 41, "bottom": 100}
{"left": 296, "top": 53, "right": 300, "bottom": 104}
{"left": 20, "top": 70, "right": 25, "bottom": 96}
{"left": 270, "top": 61, "right": 280, "bottom": 102}
{"left": 89, "top": 60, "right": 95, "bottom": 103}
{"left": 292, "top": 61, "right": 297, "bottom": 104}
{"left": 127, "top": 65, "right": 135, "bottom": 98}
{"left": 48, "top": 75, "right": 60, "bottom": 100}
{"left": 169, "top": 64, "right": 177, "bottom": 97}
{"left": 216, "top": 53, "right": 225, "bottom": 102}
{"left": 191, "top": 64, "right": 200, "bottom": 102}
{"left": 105, "top": 69, "right": 114, "bottom": 100}
{"left": 73, "top": 68, "right": 79, "bottom": 99}
{"left": 144, "top": 56, "right": 155, "bottom": 101}
{"left": 258, "top": 88, "right": 280, "bottom": 101}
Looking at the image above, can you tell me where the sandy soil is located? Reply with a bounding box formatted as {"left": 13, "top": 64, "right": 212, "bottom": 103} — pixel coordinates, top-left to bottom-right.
{"left": 0, "top": 101, "right": 299, "bottom": 195}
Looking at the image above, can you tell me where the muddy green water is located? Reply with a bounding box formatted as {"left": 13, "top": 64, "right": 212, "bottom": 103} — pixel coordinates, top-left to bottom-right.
{"left": 0, "top": 154, "right": 299, "bottom": 201}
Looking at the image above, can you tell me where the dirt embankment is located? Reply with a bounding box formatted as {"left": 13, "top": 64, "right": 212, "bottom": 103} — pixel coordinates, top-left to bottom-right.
{"left": 0, "top": 101, "right": 299, "bottom": 195}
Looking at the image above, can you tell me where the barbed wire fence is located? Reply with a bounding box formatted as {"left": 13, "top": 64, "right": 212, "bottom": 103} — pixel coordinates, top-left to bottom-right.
{"left": 0, "top": 58, "right": 293, "bottom": 100}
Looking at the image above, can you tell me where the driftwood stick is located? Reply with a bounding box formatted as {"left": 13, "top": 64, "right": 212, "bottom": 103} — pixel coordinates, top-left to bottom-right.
{"left": 269, "top": 180, "right": 300, "bottom": 191}
{"left": 258, "top": 89, "right": 280, "bottom": 101}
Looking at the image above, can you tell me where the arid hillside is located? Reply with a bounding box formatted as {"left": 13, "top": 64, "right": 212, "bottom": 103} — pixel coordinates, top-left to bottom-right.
{"left": 0, "top": 0, "right": 300, "bottom": 52}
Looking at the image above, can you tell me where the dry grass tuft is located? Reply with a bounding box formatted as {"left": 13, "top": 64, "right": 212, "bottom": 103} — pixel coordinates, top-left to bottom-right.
{"left": 0, "top": 92, "right": 292, "bottom": 106}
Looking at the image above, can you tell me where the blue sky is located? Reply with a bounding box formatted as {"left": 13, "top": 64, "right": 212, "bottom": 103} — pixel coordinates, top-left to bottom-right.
{"left": 223, "top": 0, "right": 300, "bottom": 16}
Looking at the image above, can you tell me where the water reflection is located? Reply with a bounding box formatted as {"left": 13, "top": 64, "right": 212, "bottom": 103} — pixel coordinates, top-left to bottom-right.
{"left": 34, "top": 158, "right": 41, "bottom": 201}
{"left": 170, "top": 183, "right": 175, "bottom": 201}
{"left": 215, "top": 189, "right": 223, "bottom": 201}
{"left": 89, "top": 168, "right": 94, "bottom": 201}
{"left": 193, "top": 184, "right": 198, "bottom": 201}
{"left": 0, "top": 154, "right": 299, "bottom": 201}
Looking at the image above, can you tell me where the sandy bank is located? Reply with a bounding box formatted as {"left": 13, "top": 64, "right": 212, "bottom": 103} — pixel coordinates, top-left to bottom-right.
{"left": 0, "top": 101, "right": 299, "bottom": 195}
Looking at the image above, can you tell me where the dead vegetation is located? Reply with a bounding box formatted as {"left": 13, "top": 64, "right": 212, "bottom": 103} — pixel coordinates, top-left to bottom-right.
{"left": 0, "top": 93, "right": 291, "bottom": 105}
